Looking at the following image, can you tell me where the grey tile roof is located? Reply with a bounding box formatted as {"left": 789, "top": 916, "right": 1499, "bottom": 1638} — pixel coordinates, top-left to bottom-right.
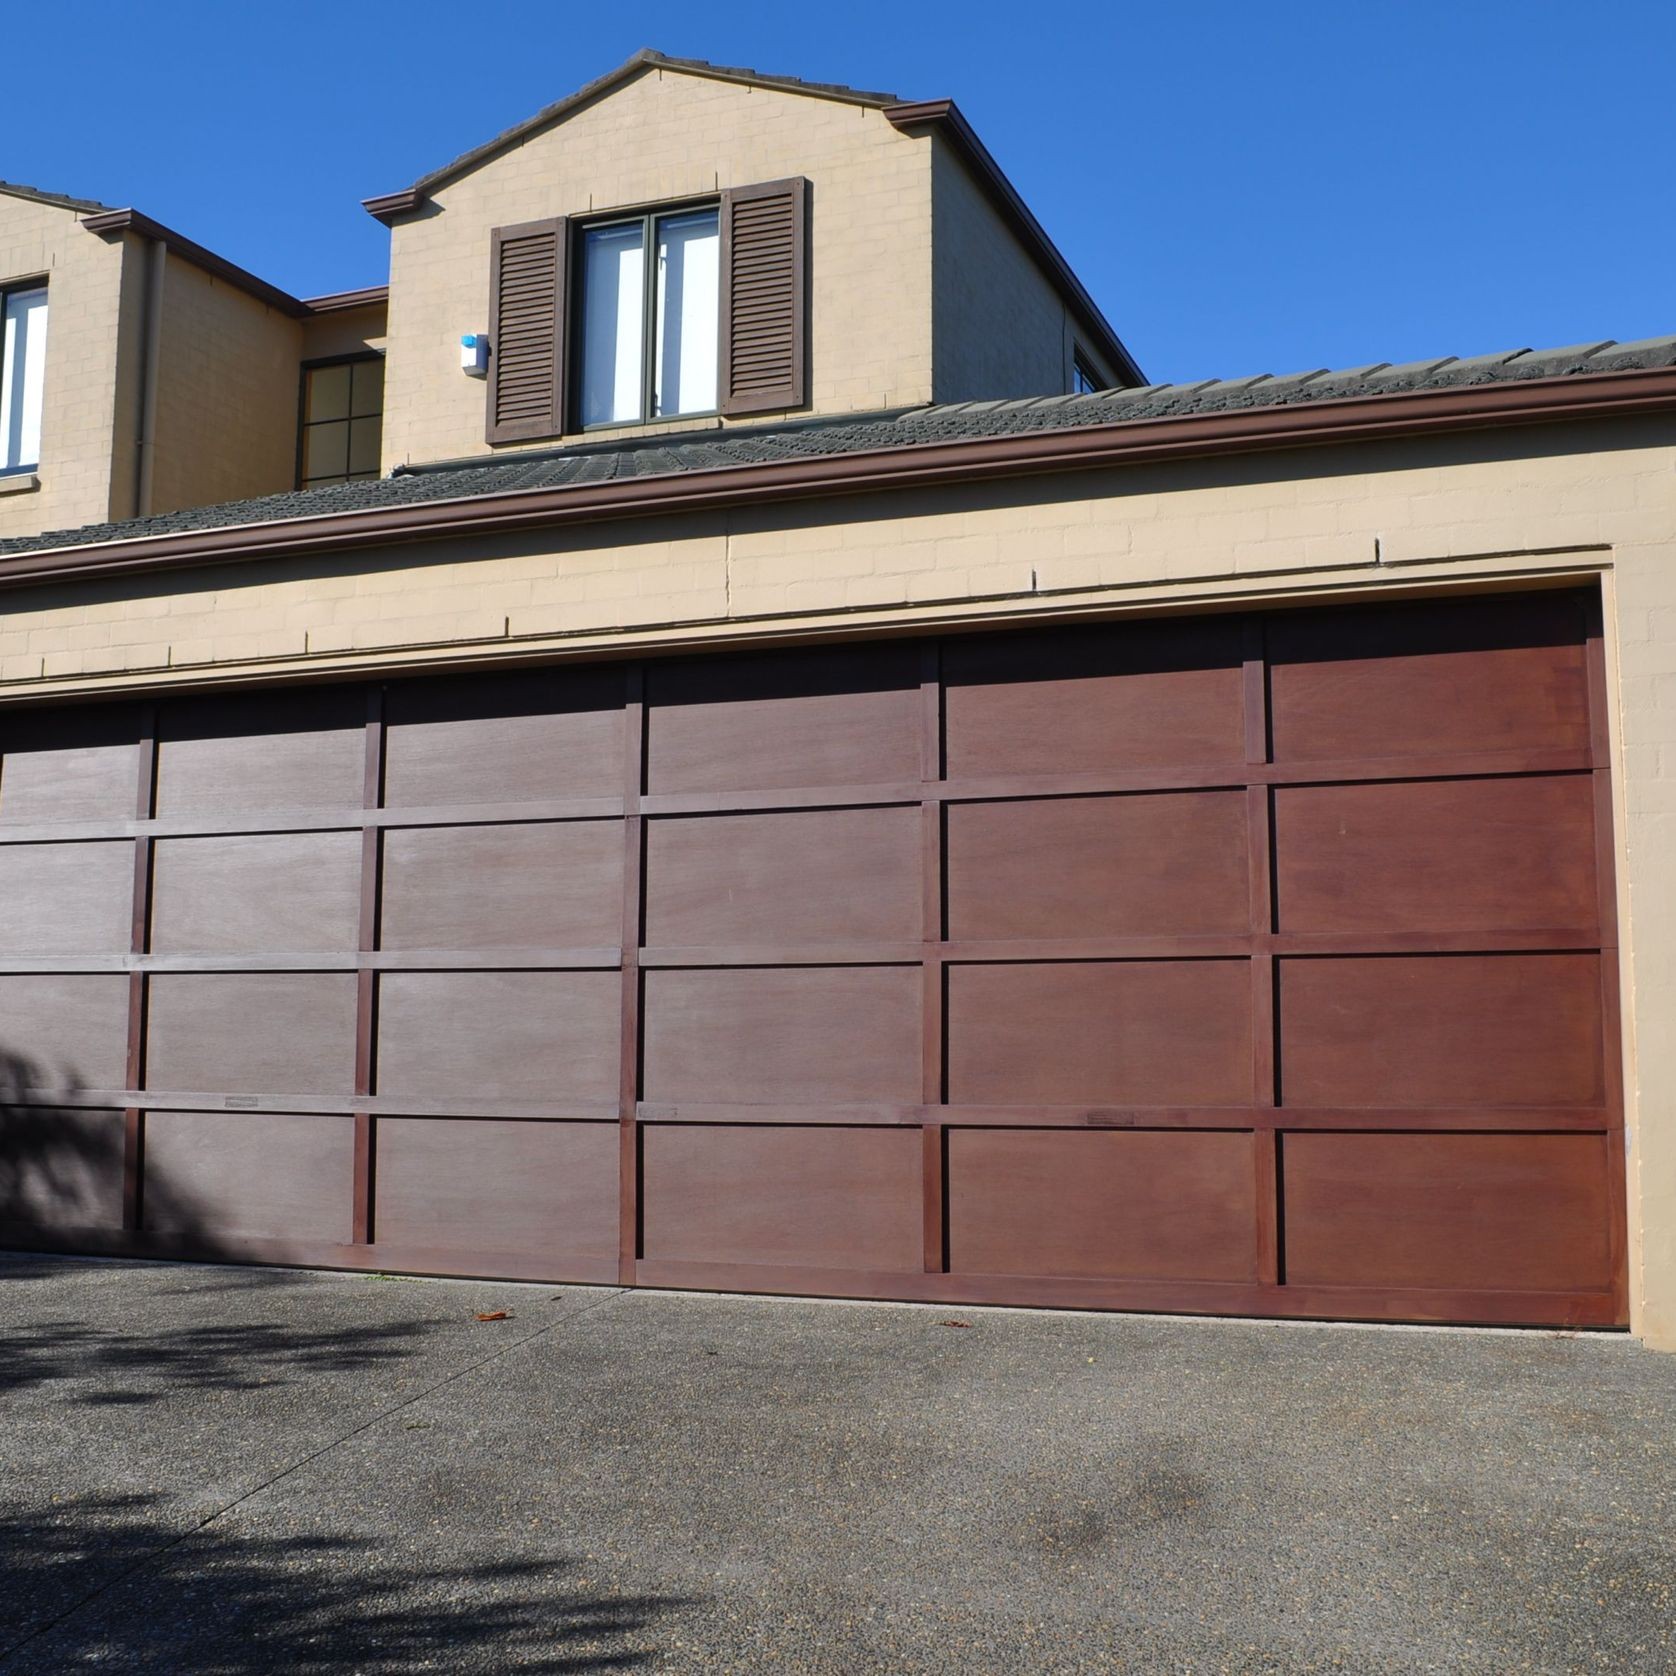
{"left": 4, "top": 334, "right": 1674, "bottom": 559}
{"left": 0, "top": 180, "right": 113, "bottom": 215}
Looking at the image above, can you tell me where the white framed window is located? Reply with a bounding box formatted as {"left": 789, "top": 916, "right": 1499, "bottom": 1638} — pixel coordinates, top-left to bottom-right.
{"left": 0, "top": 284, "right": 48, "bottom": 473}
{"left": 578, "top": 205, "right": 719, "bottom": 428}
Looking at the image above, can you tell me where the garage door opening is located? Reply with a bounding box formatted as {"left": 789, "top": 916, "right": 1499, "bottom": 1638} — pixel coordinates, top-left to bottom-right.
{"left": 0, "top": 586, "right": 1625, "bottom": 1327}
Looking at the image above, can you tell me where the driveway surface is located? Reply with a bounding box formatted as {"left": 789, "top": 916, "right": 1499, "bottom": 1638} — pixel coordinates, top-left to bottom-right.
{"left": 0, "top": 1256, "right": 1671, "bottom": 1674}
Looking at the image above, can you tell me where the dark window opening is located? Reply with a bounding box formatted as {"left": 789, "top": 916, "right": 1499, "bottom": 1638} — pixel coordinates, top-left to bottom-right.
{"left": 299, "top": 354, "right": 384, "bottom": 488}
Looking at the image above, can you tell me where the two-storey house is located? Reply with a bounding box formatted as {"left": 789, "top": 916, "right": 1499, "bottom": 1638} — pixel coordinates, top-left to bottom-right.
{"left": 2, "top": 50, "right": 1675, "bottom": 1353}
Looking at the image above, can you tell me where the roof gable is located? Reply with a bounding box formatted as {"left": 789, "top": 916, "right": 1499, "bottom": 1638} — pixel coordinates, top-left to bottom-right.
{"left": 362, "top": 48, "right": 903, "bottom": 223}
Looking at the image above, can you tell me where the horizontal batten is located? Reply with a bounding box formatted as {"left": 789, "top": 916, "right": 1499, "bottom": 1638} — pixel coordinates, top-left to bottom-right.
{"left": 0, "top": 753, "right": 1592, "bottom": 843}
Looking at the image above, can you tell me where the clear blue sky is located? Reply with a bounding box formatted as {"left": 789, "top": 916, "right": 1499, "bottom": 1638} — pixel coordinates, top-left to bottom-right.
{"left": 9, "top": 1, "right": 1673, "bottom": 385}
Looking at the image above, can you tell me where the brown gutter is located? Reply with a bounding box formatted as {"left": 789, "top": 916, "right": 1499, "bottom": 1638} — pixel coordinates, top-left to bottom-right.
{"left": 81, "top": 209, "right": 309, "bottom": 318}
{"left": 303, "top": 285, "right": 389, "bottom": 314}
{"left": 883, "top": 99, "right": 1144, "bottom": 388}
{"left": 361, "top": 190, "right": 422, "bottom": 226}
{"left": 3, "top": 365, "right": 1674, "bottom": 590}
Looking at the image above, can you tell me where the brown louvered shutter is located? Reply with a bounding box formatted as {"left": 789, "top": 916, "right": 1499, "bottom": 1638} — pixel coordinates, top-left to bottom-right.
{"left": 719, "top": 179, "right": 809, "bottom": 416}
{"left": 486, "top": 217, "right": 567, "bottom": 443}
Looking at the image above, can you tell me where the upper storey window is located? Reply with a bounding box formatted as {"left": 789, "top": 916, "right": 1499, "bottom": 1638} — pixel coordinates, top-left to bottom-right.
{"left": 580, "top": 207, "right": 720, "bottom": 427}
{"left": 300, "top": 354, "right": 385, "bottom": 488}
{"left": 485, "top": 179, "right": 807, "bottom": 445}
{"left": 0, "top": 284, "right": 48, "bottom": 474}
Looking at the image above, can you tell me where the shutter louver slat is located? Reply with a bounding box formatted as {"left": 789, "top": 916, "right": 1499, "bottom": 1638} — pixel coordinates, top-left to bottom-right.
{"left": 719, "top": 179, "right": 808, "bottom": 417}
{"left": 486, "top": 216, "right": 567, "bottom": 444}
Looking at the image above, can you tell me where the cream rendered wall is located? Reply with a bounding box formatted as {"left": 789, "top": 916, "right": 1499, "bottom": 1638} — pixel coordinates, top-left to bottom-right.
{"left": 0, "top": 417, "right": 1673, "bottom": 1345}
{"left": 0, "top": 195, "right": 129, "bottom": 540}
{"left": 929, "top": 134, "right": 1105, "bottom": 401}
{"left": 380, "top": 66, "right": 934, "bottom": 471}
{"left": 147, "top": 254, "right": 303, "bottom": 516}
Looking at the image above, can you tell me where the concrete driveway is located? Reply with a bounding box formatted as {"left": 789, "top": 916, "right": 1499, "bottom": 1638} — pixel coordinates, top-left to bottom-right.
{"left": 0, "top": 1257, "right": 1670, "bottom": 1674}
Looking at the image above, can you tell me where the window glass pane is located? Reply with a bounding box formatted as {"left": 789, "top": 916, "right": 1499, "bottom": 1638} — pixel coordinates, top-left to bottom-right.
{"left": 580, "top": 222, "right": 645, "bottom": 425}
{"left": 350, "top": 357, "right": 385, "bottom": 418}
{"left": 653, "top": 210, "right": 719, "bottom": 418}
{"left": 1, "top": 288, "right": 48, "bottom": 472}
{"left": 347, "top": 414, "right": 382, "bottom": 476}
{"left": 307, "top": 362, "right": 352, "bottom": 423}
{"left": 303, "top": 420, "right": 349, "bottom": 482}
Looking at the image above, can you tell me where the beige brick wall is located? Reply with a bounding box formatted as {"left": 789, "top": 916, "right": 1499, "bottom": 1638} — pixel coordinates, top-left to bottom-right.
{"left": 300, "top": 301, "right": 387, "bottom": 365}
{"left": 147, "top": 254, "right": 303, "bottom": 516}
{"left": 0, "top": 195, "right": 128, "bottom": 540}
{"left": 380, "top": 65, "right": 934, "bottom": 470}
{"left": 930, "top": 134, "right": 1105, "bottom": 401}
{"left": 2, "top": 414, "right": 1676, "bottom": 1346}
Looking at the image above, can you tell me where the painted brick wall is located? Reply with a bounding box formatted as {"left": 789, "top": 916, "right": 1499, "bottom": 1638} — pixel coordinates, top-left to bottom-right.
{"left": 930, "top": 134, "right": 1099, "bottom": 401}
{"left": 379, "top": 66, "right": 935, "bottom": 470}
{"left": 147, "top": 255, "right": 303, "bottom": 516}
{"left": 0, "top": 195, "right": 128, "bottom": 539}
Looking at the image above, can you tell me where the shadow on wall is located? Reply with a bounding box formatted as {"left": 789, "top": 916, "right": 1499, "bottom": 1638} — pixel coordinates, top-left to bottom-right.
{"left": 0, "top": 1046, "right": 215, "bottom": 1259}
{"left": 0, "top": 1493, "right": 686, "bottom": 1673}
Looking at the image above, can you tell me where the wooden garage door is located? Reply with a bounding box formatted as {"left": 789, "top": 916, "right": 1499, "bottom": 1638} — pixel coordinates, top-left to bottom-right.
{"left": 0, "top": 587, "right": 1624, "bottom": 1327}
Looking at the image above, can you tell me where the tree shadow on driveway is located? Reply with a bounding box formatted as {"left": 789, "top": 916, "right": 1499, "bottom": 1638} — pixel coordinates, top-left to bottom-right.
{"left": 0, "top": 1300, "right": 437, "bottom": 1405}
{"left": 0, "top": 1493, "right": 688, "bottom": 1674}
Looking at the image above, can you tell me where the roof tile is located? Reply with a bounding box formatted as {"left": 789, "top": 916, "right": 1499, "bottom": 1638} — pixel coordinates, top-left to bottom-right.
{"left": 2, "top": 331, "right": 1670, "bottom": 560}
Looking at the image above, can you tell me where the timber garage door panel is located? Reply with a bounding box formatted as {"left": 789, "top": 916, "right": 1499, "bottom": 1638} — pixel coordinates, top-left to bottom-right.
{"left": 1266, "top": 592, "right": 1591, "bottom": 762}
{"left": 0, "top": 703, "right": 142, "bottom": 823}
{"left": 155, "top": 688, "right": 366, "bottom": 813}
{"left": 382, "top": 669, "right": 623, "bottom": 805}
{"left": 0, "top": 842, "right": 131, "bottom": 955}
{"left": 0, "top": 974, "right": 129, "bottom": 1090}
{"left": 375, "top": 971, "right": 620, "bottom": 1104}
{"left": 145, "top": 974, "right": 359, "bottom": 1098}
{"left": 150, "top": 832, "right": 363, "bottom": 954}
{"left": 1278, "top": 954, "right": 1605, "bottom": 1108}
{"left": 946, "top": 961, "right": 1253, "bottom": 1107}
{"left": 640, "top": 1124, "right": 922, "bottom": 1271}
{"left": 942, "top": 617, "right": 1247, "bottom": 776}
{"left": 945, "top": 792, "right": 1249, "bottom": 940}
{"left": 1272, "top": 775, "right": 1597, "bottom": 934}
{"left": 1282, "top": 1133, "right": 1614, "bottom": 1293}
{"left": 645, "top": 643, "right": 922, "bottom": 793}
{"left": 644, "top": 806, "right": 921, "bottom": 948}
{"left": 0, "top": 1108, "right": 124, "bottom": 1230}
{"left": 380, "top": 822, "right": 623, "bottom": 951}
{"left": 0, "top": 588, "right": 1626, "bottom": 1329}
{"left": 947, "top": 1129, "right": 1257, "bottom": 1283}
{"left": 142, "top": 1111, "right": 353, "bottom": 1245}
{"left": 374, "top": 1117, "right": 618, "bottom": 1265}
{"left": 642, "top": 967, "right": 922, "bottom": 1105}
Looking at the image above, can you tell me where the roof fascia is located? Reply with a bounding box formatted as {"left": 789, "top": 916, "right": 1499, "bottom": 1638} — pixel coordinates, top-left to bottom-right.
{"left": 81, "top": 208, "right": 309, "bottom": 318}
{"left": 884, "top": 99, "right": 1145, "bottom": 388}
{"left": 2, "top": 364, "right": 1672, "bottom": 587}
{"left": 302, "top": 285, "right": 389, "bottom": 315}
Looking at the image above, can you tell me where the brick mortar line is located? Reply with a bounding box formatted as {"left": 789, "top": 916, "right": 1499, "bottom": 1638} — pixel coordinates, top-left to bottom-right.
{"left": 0, "top": 1284, "right": 631, "bottom": 1666}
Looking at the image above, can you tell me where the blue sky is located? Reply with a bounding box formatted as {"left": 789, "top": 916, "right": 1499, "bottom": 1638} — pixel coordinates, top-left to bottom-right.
{"left": 8, "top": 1, "right": 1672, "bottom": 384}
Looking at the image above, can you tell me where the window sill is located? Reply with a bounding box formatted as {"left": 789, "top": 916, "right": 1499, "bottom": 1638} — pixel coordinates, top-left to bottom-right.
{"left": 0, "top": 472, "right": 40, "bottom": 497}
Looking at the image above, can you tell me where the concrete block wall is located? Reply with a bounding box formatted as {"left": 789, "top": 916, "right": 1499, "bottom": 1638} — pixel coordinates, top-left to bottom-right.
{"left": 147, "top": 255, "right": 303, "bottom": 516}
{"left": 0, "top": 196, "right": 128, "bottom": 540}
{"left": 930, "top": 134, "right": 1104, "bottom": 401}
